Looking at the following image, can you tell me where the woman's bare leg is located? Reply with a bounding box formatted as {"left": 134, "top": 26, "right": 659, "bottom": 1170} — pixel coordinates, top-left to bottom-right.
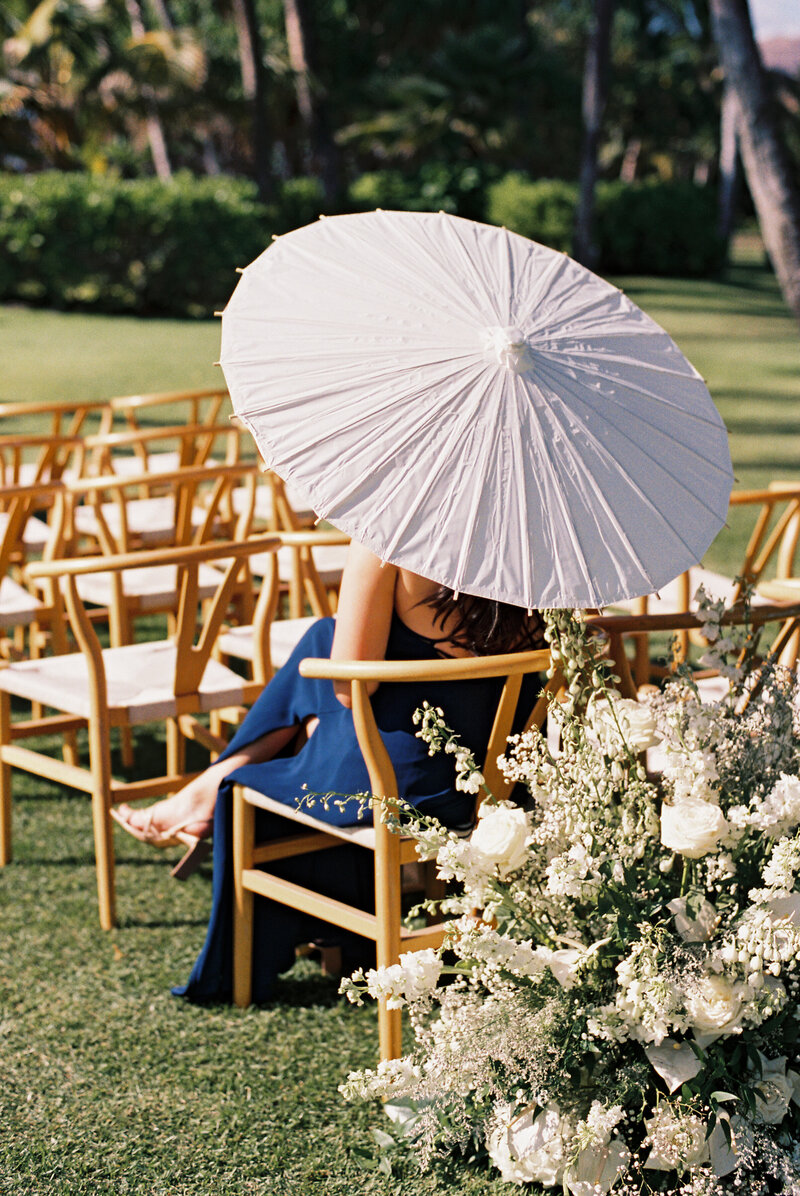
{"left": 116, "top": 724, "right": 299, "bottom": 839}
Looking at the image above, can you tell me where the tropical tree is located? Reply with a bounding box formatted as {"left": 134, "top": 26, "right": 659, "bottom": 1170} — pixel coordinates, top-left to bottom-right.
{"left": 574, "top": 0, "right": 616, "bottom": 267}
{"left": 709, "top": 0, "right": 800, "bottom": 324}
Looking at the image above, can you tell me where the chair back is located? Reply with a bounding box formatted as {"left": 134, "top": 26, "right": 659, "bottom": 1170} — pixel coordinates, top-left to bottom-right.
{"left": 26, "top": 535, "right": 281, "bottom": 711}
{"left": 299, "top": 649, "right": 556, "bottom": 809}
{"left": 107, "top": 387, "right": 230, "bottom": 437}
{"left": 0, "top": 397, "right": 111, "bottom": 438}
{"left": 82, "top": 421, "right": 244, "bottom": 478}
{"left": 66, "top": 460, "right": 262, "bottom": 555}
{"left": 0, "top": 432, "right": 87, "bottom": 488}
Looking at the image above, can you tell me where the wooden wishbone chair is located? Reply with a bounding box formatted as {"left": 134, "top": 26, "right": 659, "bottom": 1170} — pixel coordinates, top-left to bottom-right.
{"left": 607, "top": 485, "right": 800, "bottom": 684}
{"left": 216, "top": 530, "right": 352, "bottom": 690}
{"left": 0, "top": 478, "right": 70, "bottom": 663}
{"left": 586, "top": 601, "right": 800, "bottom": 700}
{"left": 0, "top": 534, "right": 281, "bottom": 930}
{"left": 64, "top": 461, "right": 262, "bottom": 648}
{"left": 0, "top": 396, "right": 112, "bottom": 439}
{"left": 231, "top": 647, "right": 558, "bottom": 1061}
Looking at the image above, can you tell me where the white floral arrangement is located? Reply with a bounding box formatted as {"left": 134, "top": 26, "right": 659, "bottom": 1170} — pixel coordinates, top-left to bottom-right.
{"left": 339, "top": 596, "right": 800, "bottom": 1194}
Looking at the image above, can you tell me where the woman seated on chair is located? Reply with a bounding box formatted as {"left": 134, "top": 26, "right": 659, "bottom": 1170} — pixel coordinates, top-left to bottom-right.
{"left": 113, "top": 541, "right": 545, "bottom": 1002}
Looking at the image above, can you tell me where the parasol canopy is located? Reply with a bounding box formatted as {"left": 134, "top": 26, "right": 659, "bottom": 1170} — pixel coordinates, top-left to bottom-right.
{"left": 220, "top": 209, "right": 733, "bottom": 610}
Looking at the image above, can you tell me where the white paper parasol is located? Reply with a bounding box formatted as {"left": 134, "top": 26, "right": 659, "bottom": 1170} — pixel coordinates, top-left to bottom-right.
{"left": 220, "top": 209, "right": 733, "bottom": 610}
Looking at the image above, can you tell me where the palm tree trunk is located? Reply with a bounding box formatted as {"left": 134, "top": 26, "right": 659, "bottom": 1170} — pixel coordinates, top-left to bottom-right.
{"left": 125, "top": 0, "right": 173, "bottom": 181}
{"left": 574, "top": 0, "right": 616, "bottom": 269}
{"left": 232, "top": 0, "right": 273, "bottom": 201}
{"left": 717, "top": 82, "right": 740, "bottom": 251}
{"left": 282, "top": 0, "right": 340, "bottom": 203}
{"left": 710, "top": 0, "right": 800, "bottom": 324}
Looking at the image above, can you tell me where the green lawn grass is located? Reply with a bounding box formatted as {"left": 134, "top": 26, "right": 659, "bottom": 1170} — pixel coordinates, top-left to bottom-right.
{"left": 2, "top": 238, "right": 800, "bottom": 1194}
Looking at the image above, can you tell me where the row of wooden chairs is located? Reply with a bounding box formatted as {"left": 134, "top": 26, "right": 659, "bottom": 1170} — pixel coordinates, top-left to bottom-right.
{"left": 3, "top": 405, "right": 800, "bottom": 1061}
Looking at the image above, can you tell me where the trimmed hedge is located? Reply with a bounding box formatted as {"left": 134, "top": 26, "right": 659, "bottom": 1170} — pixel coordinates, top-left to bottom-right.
{"left": 0, "top": 172, "right": 280, "bottom": 317}
{"left": 487, "top": 172, "right": 726, "bottom": 277}
{"left": 0, "top": 169, "right": 725, "bottom": 318}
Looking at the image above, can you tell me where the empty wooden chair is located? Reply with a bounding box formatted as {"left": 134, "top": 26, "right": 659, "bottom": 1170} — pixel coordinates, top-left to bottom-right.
{"left": 607, "top": 485, "right": 800, "bottom": 683}
{"left": 0, "top": 479, "right": 70, "bottom": 662}
{"left": 586, "top": 600, "right": 800, "bottom": 700}
{"left": 214, "top": 532, "right": 352, "bottom": 721}
{"left": 0, "top": 535, "right": 281, "bottom": 929}
{"left": 0, "top": 396, "right": 112, "bottom": 440}
{"left": 64, "top": 461, "right": 262, "bottom": 647}
{"left": 231, "top": 647, "right": 557, "bottom": 1060}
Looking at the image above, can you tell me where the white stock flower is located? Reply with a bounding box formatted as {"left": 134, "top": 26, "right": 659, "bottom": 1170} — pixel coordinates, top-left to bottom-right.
{"left": 363, "top": 949, "right": 442, "bottom": 1009}
{"left": 685, "top": 973, "right": 744, "bottom": 1045}
{"left": 660, "top": 798, "right": 728, "bottom": 859}
{"left": 729, "top": 773, "right": 800, "bottom": 838}
{"left": 470, "top": 802, "right": 531, "bottom": 878}
{"left": 545, "top": 841, "right": 603, "bottom": 900}
{"left": 486, "top": 1103, "right": 571, "bottom": 1187}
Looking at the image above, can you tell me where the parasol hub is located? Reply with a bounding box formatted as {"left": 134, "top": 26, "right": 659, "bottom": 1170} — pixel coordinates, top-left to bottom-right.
{"left": 482, "top": 325, "right": 534, "bottom": 374}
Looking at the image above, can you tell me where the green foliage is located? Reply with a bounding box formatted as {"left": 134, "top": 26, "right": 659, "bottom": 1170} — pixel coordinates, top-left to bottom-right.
{"left": 348, "top": 162, "right": 491, "bottom": 221}
{"left": 0, "top": 171, "right": 326, "bottom": 317}
{"left": 486, "top": 173, "right": 577, "bottom": 251}
{"left": 594, "top": 179, "right": 726, "bottom": 277}
{"left": 486, "top": 172, "right": 725, "bottom": 277}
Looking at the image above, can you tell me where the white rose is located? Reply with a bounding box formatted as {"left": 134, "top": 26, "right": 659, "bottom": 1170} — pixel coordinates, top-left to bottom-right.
{"left": 486, "top": 1103, "right": 570, "bottom": 1187}
{"left": 566, "top": 1138, "right": 630, "bottom": 1196}
{"left": 754, "top": 1054, "right": 794, "bottom": 1124}
{"left": 686, "top": 974, "right": 744, "bottom": 1045}
{"left": 667, "top": 896, "right": 719, "bottom": 942}
{"left": 590, "top": 696, "right": 661, "bottom": 753}
{"left": 470, "top": 803, "right": 531, "bottom": 877}
{"left": 660, "top": 799, "right": 728, "bottom": 859}
{"left": 643, "top": 1108, "right": 709, "bottom": 1172}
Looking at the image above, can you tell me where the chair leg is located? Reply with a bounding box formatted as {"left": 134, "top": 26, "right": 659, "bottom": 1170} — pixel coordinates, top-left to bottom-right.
{"left": 232, "top": 785, "right": 255, "bottom": 1007}
{"left": 119, "top": 727, "right": 134, "bottom": 770}
{"left": 0, "top": 691, "right": 11, "bottom": 865}
{"left": 166, "top": 716, "right": 185, "bottom": 779}
{"left": 88, "top": 712, "right": 116, "bottom": 930}
{"left": 374, "top": 817, "right": 403, "bottom": 1061}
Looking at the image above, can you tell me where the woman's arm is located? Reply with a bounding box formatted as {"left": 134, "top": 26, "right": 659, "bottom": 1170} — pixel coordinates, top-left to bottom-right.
{"left": 330, "top": 541, "right": 397, "bottom": 706}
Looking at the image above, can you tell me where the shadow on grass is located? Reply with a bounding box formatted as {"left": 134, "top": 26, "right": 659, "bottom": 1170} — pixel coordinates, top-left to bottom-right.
{"left": 259, "top": 972, "right": 344, "bottom": 1011}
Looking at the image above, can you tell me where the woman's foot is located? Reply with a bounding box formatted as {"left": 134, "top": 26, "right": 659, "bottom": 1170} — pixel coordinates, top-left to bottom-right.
{"left": 112, "top": 769, "right": 220, "bottom": 847}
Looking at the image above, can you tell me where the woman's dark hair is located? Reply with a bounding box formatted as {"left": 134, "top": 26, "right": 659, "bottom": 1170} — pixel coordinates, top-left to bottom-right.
{"left": 420, "top": 586, "right": 546, "bottom": 656}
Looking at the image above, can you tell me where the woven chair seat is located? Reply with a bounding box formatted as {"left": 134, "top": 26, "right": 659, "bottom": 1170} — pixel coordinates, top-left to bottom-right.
{"left": 238, "top": 786, "right": 379, "bottom": 849}
{"left": 74, "top": 496, "right": 209, "bottom": 546}
{"left": 75, "top": 562, "right": 225, "bottom": 613}
{"left": 107, "top": 451, "right": 183, "bottom": 477}
{"left": 0, "top": 511, "right": 52, "bottom": 549}
{"left": 0, "top": 639, "right": 247, "bottom": 723}
{"left": 0, "top": 576, "right": 43, "bottom": 628}
{"left": 217, "top": 615, "right": 318, "bottom": 669}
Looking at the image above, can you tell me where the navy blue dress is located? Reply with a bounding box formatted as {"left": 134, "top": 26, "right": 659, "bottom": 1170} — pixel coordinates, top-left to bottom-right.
{"left": 175, "top": 615, "right": 539, "bottom": 1003}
